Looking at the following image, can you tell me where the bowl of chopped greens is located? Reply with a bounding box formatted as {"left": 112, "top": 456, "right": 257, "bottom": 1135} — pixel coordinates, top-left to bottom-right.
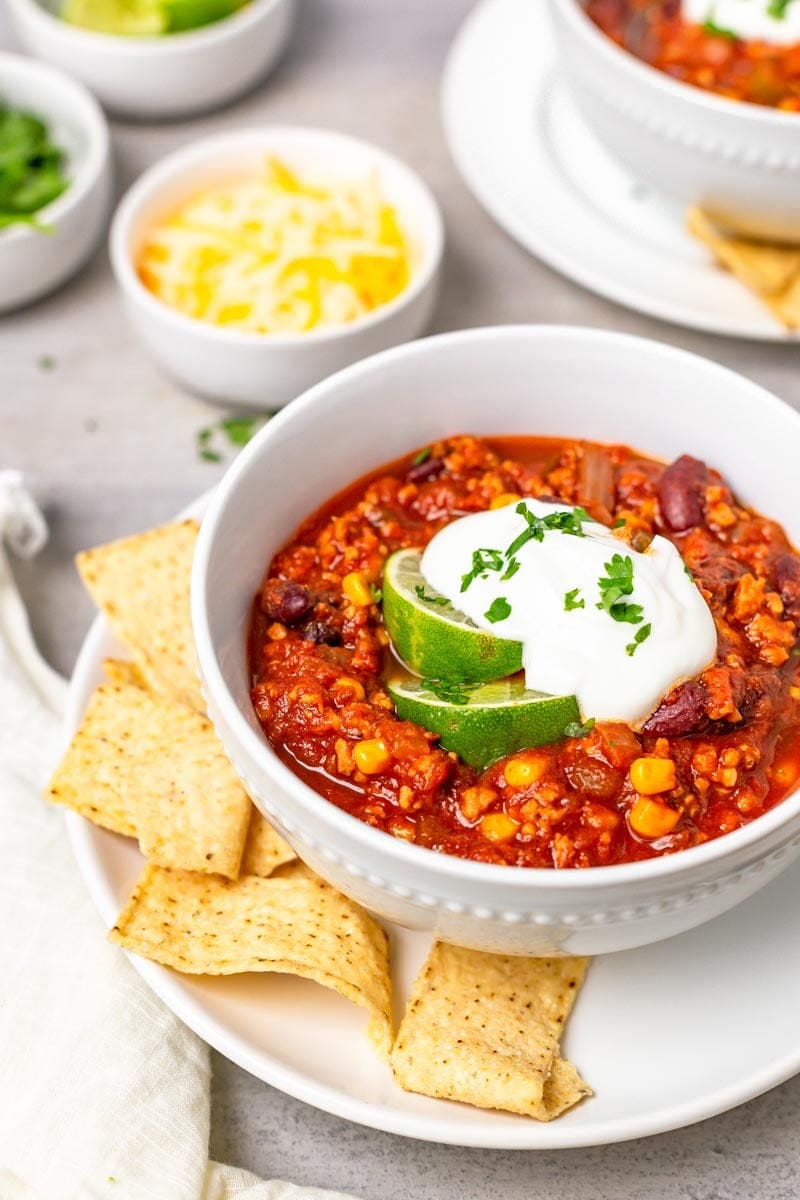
{"left": 0, "top": 52, "right": 111, "bottom": 313}
{"left": 5, "top": 0, "right": 295, "bottom": 119}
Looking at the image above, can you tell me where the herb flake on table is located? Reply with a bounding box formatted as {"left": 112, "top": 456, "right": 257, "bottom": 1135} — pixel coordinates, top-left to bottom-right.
{"left": 196, "top": 414, "right": 266, "bottom": 463}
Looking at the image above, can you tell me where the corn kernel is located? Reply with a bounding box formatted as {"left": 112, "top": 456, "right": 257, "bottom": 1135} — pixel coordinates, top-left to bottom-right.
{"left": 790, "top": 686, "right": 800, "bottom": 701}
{"left": 353, "top": 738, "right": 391, "bottom": 775}
{"left": 503, "top": 755, "right": 547, "bottom": 789}
{"left": 342, "top": 572, "right": 373, "bottom": 607}
{"left": 333, "top": 676, "right": 365, "bottom": 702}
{"left": 480, "top": 812, "right": 520, "bottom": 843}
{"left": 717, "top": 767, "right": 738, "bottom": 789}
{"left": 629, "top": 796, "right": 681, "bottom": 839}
{"left": 629, "top": 756, "right": 677, "bottom": 795}
{"left": 490, "top": 492, "right": 522, "bottom": 510}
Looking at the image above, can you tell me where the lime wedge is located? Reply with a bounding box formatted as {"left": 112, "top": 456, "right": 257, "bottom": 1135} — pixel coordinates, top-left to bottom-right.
{"left": 62, "top": 0, "right": 167, "bottom": 34}
{"left": 162, "top": 0, "right": 246, "bottom": 31}
{"left": 387, "top": 676, "right": 579, "bottom": 771}
{"left": 382, "top": 549, "right": 523, "bottom": 683}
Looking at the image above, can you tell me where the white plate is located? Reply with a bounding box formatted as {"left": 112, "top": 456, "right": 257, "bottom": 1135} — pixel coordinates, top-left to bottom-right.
{"left": 65, "top": 498, "right": 800, "bottom": 1148}
{"left": 441, "top": 0, "right": 798, "bottom": 342}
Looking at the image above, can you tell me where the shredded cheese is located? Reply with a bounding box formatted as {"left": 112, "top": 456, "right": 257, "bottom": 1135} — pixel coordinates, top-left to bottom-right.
{"left": 137, "top": 158, "right": 413, "bottom": 334}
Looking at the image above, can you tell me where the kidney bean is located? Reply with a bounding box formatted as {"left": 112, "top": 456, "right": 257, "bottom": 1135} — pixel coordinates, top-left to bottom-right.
{"left": 261, "top": 580, "right": 312, "bottom": 625}
{"left": 773, "top": 553, "right": 800, "bottom": 623}
{"left": 407, "top": 457, "right": 444, "bottom": 484}
{"left": 657, "top": 455, "right": 707, "bottom": 533}
{"left": 301, "top": 617, "right": 342, "bottom": 646}
{"left": 642, "top": 681, "right": 707, "bottom": 737}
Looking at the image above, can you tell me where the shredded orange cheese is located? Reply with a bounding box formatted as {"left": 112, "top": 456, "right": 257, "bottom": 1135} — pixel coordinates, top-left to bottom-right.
{"left": 137, "top": 158, "right": 412, "bottom": 334}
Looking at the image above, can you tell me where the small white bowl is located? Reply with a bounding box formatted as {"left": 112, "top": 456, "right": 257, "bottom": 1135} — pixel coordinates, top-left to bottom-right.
{"left": 0, "top": 52, "right": 111, "bottom": 314}
{"left": 547, "top": 0, "right": 800, "bottom": 242}
{"left": 192, "top": 325, "right": 800, "bottom": 958}
{"left": 109, "top": 127, "right": 444, "bottom": 410}
{"left": 5, "top": 0, "right": 295, "bottom": 120}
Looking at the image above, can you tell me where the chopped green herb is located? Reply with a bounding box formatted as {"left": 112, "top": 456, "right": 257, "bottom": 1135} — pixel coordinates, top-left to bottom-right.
{"left": 420, "top": 677, "right": 481, "bottom": 705}
{"left": 564, "top": 717, "right": 596, "bottom": 739}
{"left": 767, "top": 0, "right": 793, "bottom": 17}
{"left": 0, "top": 104, "right": 69, "bottom": 231}
{"left": 200, "top": 447, "right": 222, "bottom": 463}
{"left": 505, "top": 502, "right": 590, "bottom": 559}
{"left": 611, "top": 517, "right": 626, "bottom": 530}
{"left": 412, "top": 447, "right": 432, "bottom": 466}
{"left": 484, "top": 596, "right": 512, "bottom": 623}
{"left": 626, "top": 622, "right": 652, "bottom": 657}
{"left": 702, "top": 17, "right": 738, "bottom": 38}
{"left": 37, "top": 354, "right": 56, "bottom": 370}
{"left": 461, "top": 547, "right": 505, "bottom": 592}
{"left": 197, "top": 427, "right": 213, "bottom": 444}
{"left": 596, "top": 553, "right": 644, "bottom": 624}
{"left": 221, "top": 415, "right": 262, "bottom": 447}
{"left": 415, "top": 584, "right": 448, "bottom": 606}
{"left": 564, "top": 587, "right": 585, "bottom": 611}
{"left": 683, "top": 563, "right": 694, "bottom": 580}
{"left": 501, "top": 557, "right": 520, "bottom": 581}
{"left": 370, "top": 583, "right": 383, "bottom": 604}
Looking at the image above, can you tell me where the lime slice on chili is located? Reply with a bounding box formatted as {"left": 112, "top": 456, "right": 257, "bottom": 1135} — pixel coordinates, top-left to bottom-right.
{"left": 386, "top": 676, "right": 579, "bottom": 772}
{"left": 382, "top": 549, "right": 523, "bottom": 683}
{"left": 61, "top": 0, "right": 167, "bottom": 35}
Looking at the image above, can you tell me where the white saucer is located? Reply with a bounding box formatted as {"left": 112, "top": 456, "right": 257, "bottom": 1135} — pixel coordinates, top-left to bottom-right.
{"left": 64, "top": 501, "right": 800, "bottom": 1148}
{"left": 441, "top": 0, "right": 797, "bottom": 342}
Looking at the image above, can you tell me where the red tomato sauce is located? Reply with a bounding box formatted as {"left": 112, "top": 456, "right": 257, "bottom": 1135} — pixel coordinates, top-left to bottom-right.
{"left": 249, "top": 435, "right": 800, "bottom": 868}
{"left": 585, "top": 0, "right": 800, "bottom": 109}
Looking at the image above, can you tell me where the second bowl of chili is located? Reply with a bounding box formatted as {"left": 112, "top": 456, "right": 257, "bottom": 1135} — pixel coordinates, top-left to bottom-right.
{"left": 192, "top": 325, "right": 800, "bottom": 956}
{"left": 547, "top": 0, "right": 800, "bottom": 242}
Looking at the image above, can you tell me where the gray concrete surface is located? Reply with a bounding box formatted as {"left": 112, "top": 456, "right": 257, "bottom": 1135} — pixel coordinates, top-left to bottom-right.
{"left": 2, "top": 0, "right": 799, "bottom": 1194}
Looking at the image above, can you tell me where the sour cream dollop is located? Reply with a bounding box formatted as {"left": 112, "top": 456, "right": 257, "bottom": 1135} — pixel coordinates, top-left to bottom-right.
{"left": 684, "top": 0, "right": 800, "bottom": 45}
{"left": 420, "top": 499, "right": 717, "bottom": 725}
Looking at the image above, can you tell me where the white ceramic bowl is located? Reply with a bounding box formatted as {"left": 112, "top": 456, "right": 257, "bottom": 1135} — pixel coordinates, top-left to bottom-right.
{"left": 192, "top": 325, "right": 800, "bottom": 957}
{"left": 5, "top": 0, "right": 294, "bottom": 119}
{"left": 110, "top": 127, "right": 444, "bottom": 410}
{"left": 547, "top": 0, "right": 800, "bottom": 242}
{"left": 0, "top": 52, "right": 111, "bottom": 314}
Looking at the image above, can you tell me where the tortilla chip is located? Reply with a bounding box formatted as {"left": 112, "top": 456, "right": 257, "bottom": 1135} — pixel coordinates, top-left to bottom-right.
{"left": 241, "top": 806, "right": 297, "bottom": 877}
{"left": 390, "top": 942, "right": 591, "bottom": 1120}
{"left": 77, "top": 520, "right": 203, "bottom": 711}
{"left": 110, "top": 861, "right": 393, "bottom": 1058}
{"left": 47, "top": 682, "right": 250, "bottom": 878}
{"left": 688, "top": 207, "right": 800, "bottom": 329}
{"left": 102, "top": 658, "right": 148, "bottom": 690}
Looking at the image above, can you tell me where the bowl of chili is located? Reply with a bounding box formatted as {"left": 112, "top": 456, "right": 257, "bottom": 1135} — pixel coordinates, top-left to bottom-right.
{"left": 546, "top": 0, "right": 800, "bottom": 242}
{"left": 192, "top": 324, "right": 800, "bottom": 956}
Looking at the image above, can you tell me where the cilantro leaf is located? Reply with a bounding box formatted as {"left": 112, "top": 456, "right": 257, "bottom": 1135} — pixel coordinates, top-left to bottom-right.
{"left": 415, "top": 584, "right": 448, "bottom": 606}
{"left": 484, "top": 596, "right": 512, "bottom": 623}
{"left": 501, "top": 557, "right": 520, "bottom": 581}
{"left": 767, "top": 0, "right": 793, "bottom": 17}
{"left": 564, "top": 587, "right": 585, "bottom": 611}
{"left": 596, "top": 553, "right": 644, "bottom": 624}
{"left": 420, "top": 677, "right": 480, "bottom": 705}
{"left": 505, "top": 502, "right": 590, "bottom": 559}
{"left": 564, "top": 717, "right": 596, "bottom": 739}
{"left": 702, "top": 17, "right": 738, "bottom": 38}
{"left": 412, "top": 447, "right": 432, "bottom": 466}
{"left": 626, "top": 622, "right": 652, "bottom": 657}
{"left": 461, "top": 547, "right": 505, "bottom": 592}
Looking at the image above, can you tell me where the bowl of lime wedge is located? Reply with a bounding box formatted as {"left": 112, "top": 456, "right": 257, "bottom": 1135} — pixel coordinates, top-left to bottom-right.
{"left": 6, "top": 0, "right": 294, "bottom": 118}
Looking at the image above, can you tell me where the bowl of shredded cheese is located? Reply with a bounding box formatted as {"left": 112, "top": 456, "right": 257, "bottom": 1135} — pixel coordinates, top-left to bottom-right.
{"left": 110, "top": 127, "right": 444, "bottom": 409}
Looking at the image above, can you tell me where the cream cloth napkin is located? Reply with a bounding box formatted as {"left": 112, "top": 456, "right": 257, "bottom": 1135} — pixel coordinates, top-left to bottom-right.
{"left": 0, "top": 474, "right": 358, "bottom": 1200}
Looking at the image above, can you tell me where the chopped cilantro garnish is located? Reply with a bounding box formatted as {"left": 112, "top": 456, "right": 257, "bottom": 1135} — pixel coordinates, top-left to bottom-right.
{"left": 420, "top": 677, "right": 480, "bottom": 705}
{"left": 505, "top": 502, "right": 590, "bottom": 559}
{"left": 415, "top": 584, "right": 448, "bottom": 606}
{"left": 626, "top": 622, "right": 652, "bottom": 657}
{"left": 683, "top": 563, "right": 694, "bottom": 580}
{"left": 564, "top": 587, "right": 585, "bottom": 611}
{"left": 37, "top": 354, "right": 56, "bottom": 371}
{"left": 564, "top": 717, "right": 596, "bottom": 739}
{"left": 768, "top": 0, "right": 793, "bottom": 17}
{"left": 501, "top": 557, "right": 520, "bottom": 581}
{"left": 200, "top": 447, "right": 222, "bottom": 463}
{"left": 370, "top": 583, "right": 383, "bottom": 604}
{"left": 702, "top": 17, "right": 738, "bottom": 38}
{"left": 461, "top": 547, "right": 505, "bottom": 592}
{"left": 596, "top": 553, "right": 644, "bottom": 624}
{"left": 221, "top": 416, "right": 261, "bottom": 447}
{"left": 611, "top": 517, "right": 626, "bottom": 530}
{"left": 412, "top": 447, "right": 432, "bottom": 466}
{"left": 484, "top": 596, "right": 512, "bottom": 623}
